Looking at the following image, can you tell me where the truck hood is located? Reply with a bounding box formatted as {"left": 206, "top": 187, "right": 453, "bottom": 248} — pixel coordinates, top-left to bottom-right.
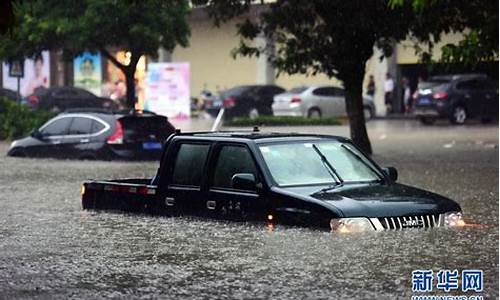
{"left": 278, "top": 183, "right": 461, "bottom": 218}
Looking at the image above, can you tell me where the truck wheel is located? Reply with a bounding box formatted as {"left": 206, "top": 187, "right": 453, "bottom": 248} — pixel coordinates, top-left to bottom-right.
{"left": 450, "top": 105, "right": 467, "bottom": 125}
{"left": 308, "top": 108, "right": 322, "bottom": 118}
{"left": 419, "top": 117, "right": 436, "bottom": 125}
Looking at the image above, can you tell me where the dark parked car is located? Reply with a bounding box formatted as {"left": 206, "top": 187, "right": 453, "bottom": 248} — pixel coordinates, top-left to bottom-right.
{"left": 81, "top": 131, "right": 464, "bottom": 232}
{"left": 0, "top": 87, "right": 21, "bottom": 102}
{"left": 7, "top": 111, "right": 175, "bottom": 160}
{"left": 24, "top": 86, "right": 118, "bottom": 112}
{"left": 414, "top": 74, "right": 499, "bottom": 125}
{"left": 218, "top": 85, "right": 286, "bottom": 120}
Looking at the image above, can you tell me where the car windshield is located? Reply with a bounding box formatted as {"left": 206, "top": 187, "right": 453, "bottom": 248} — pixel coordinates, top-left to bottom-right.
{"left": 221, "top": 86, "right": 251, "bottom": 97}
{"left": 418, "top": 80, "right": 451, "bottom": 93}
{"left": 259, "top": 141, "right": 383, "bottom": 186}
{"left": 288, "top": 87, "right": 308, "bottom": 94}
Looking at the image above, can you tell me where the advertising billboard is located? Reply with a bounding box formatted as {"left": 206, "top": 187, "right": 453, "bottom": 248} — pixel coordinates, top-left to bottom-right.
{"left": 74, "top": 52, "right": 102, "bottom": 96}
{"left": 144, "top": 62, "right": 190, "bottom": 119}
{"left": 2, "top": 51, "right": 50, "bottom": 97}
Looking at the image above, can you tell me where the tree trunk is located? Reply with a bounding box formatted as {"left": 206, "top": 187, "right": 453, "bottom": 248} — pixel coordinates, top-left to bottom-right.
{"left": 100, "top": 48, "right": 139, "bottom": 109}
{"left": 124, "top": 65, "right": 137, "bottom": 109}
{"left": 344, "top": 76, "right": 373, "bottom": 155}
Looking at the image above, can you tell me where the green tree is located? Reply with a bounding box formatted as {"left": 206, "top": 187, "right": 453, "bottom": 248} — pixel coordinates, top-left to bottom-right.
{"left": 0, "top": 0, "right": 15, "bottom": 34}
{"left": 198, "top": 0, "right": 497, "bottom": 154}
{"left": 390, "top": 0, "right": 498, "bottom": 66}
{"left": 0, "top": 0, "right": 191, "bottom": 108}
{"left": 199, "top": 0, "right": 417, "bottom": 154}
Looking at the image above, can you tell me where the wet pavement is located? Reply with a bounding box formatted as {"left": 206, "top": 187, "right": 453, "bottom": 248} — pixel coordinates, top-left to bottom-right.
{"left": 0, "top": 120, "right": 498, "bottom": 299}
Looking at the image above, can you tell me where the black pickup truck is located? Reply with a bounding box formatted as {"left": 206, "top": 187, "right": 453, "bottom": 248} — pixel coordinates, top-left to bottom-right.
{"left": 81, "top": 131, "right": 464, "bottom": 232}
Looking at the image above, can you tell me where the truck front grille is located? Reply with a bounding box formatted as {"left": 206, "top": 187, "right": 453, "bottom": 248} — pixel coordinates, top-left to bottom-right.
{"left": 377, "top": 214, "right": 442, "bottom": 230}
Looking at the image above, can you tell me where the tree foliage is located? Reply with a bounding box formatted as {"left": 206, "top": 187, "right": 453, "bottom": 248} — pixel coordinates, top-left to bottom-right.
{"left": 390, "top": 0, "right": 498, "bottom": 65}
{"left": 199, "top": 0, "right": 418, "bottom": 153}
{"left": 0, "top": 0, "right": 191, "bottom": 107}
{"left": 0, "top": 1, "right": 15, "bottom": 34}
{"left": 198, "top": 0, "right": 497, "bottom": 154}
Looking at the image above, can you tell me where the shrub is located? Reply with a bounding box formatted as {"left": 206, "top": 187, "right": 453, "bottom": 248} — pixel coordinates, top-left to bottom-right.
{"left": 0, "top": 97, "right": 55, "bottom": 140}
{"left": 225, "top": 115, "right": 342, "bottom": 126}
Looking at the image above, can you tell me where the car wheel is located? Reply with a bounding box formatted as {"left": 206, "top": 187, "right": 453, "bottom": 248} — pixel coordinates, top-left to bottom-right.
{"left": 9, "top": 148, "right": 27, "bottom": 157}
{"left": 258, "top": 106, "right": 273, "bottom": 116}
{"left": 419, "top": 117, "right": 436, "bottom": 125}
{"left": 450, "top": 105, "right": 467, "bottom": 125}
{"left": 248, "top": 108, "right": 259, "bottom": 119}
{"left": 307, "top": 108, "right": 322, "bottom": 118}
{"left": 363, "top": 106, "right": 373, "bottom": 120}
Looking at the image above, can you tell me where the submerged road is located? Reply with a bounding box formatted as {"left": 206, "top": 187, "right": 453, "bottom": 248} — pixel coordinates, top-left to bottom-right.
{"left": 0, "top": 119, "right": 498, "bottom": 299}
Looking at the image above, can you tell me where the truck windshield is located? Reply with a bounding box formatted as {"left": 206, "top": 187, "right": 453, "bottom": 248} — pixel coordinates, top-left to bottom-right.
{"left": 259, "top": 141, "right": 383, "bottom": 186}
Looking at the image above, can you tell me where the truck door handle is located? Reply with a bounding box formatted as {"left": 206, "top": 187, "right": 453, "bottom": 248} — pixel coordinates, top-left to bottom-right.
{"left": 206, "top": 200, "right": 216, "bottom": 210}
{"left": 51, "top": 140, "right": 61, "bottom": 144}
{"left": 80, "top": 138, "right": 90, "bottom": 143}
{"left": 486, "top": 94, "right": 492, "bottom": 99}
{"left": 165, "top": 197, "right": 175, "bottom": 206}
{"left": 464, "top": 94, "right": 471, "bottom": 99}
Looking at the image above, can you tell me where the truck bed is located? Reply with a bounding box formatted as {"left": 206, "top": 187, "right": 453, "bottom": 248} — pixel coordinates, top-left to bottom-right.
{"left": 82, "top": 178, "right": 161, "bottom": 213}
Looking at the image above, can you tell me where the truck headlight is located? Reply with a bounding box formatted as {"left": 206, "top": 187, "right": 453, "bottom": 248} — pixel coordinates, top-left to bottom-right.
{"left": 444, "top": 211, "right": 465, "bottom": 227}
{"left": 10, "top": 140, "right": 17, "bottom": 148}
{"left": 330, "top": 217, "right": 375, "bottom": 233}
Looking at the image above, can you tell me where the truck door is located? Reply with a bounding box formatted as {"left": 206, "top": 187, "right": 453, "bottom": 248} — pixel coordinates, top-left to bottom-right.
{"left": 205, "top": 144, "right": 267, "bottom": 221}
{"left": 166, "top": 143, "right": 211, "bottom": 216}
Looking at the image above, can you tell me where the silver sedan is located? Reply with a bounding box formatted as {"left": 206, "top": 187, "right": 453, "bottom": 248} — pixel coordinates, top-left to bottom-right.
{"left": 272, "top": 86, "right": 376, "bottom": 119}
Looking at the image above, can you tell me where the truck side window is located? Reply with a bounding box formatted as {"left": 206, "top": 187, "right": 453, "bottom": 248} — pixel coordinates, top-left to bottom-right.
{"left": 171, "top": 144, "right": 210, "bottom": 187}
{"left": 212, "top": 145, "right": 257, "bottom": 190}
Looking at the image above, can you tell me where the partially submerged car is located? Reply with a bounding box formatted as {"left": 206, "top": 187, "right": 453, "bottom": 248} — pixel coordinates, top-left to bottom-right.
{"left": 8, "top": 110, "right": 175, "bottom": 160}
{"left": 81, "top": 131, "right": 464, "bottom": 232}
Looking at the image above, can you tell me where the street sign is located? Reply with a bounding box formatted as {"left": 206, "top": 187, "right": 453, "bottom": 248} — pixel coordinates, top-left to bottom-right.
{"left": 7, "top": 59, "right": 24, "bottom": 103}
{"left": 8, "top": 59, "right": 24, "bottom": 78}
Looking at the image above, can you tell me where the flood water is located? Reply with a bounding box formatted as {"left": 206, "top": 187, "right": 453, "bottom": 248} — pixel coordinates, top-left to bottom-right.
{"left": 0, "top": 120, "right": 498, "bottom": 299}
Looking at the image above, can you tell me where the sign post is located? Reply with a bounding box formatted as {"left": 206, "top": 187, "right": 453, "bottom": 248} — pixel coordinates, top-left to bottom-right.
{"left": 8, "top": 59, "right": 24, "bottom": 103}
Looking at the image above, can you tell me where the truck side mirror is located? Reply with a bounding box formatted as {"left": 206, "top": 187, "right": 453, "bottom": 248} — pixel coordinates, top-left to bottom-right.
{"left": 231, "top": 173, "right": 256, "bottom": 191}
{"left": 383, "top": 167, "right": 398, "bottom": 182}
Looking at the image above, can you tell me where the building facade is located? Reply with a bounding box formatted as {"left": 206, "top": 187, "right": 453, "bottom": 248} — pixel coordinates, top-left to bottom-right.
{"left": 169, "top": 7, "right": 472, "bottom": 116}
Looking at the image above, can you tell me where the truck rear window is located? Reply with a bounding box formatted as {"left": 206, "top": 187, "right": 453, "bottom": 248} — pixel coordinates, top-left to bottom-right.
{"left": 171, "top": 144, "right": 210, "bottom": 187}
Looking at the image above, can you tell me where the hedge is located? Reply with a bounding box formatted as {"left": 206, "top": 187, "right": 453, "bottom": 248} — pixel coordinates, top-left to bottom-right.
{"left": 0, "top": 97, "right": 55, "bottom": 140}
{"left": 225, "top": 115, "right": 342, "bottom": 126}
